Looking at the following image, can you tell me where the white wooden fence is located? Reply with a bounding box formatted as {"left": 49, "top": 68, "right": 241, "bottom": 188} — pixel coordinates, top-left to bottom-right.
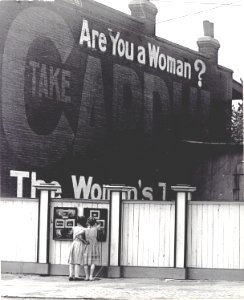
{"left": 1, "top": 197, "right": 244, "bottom": 274}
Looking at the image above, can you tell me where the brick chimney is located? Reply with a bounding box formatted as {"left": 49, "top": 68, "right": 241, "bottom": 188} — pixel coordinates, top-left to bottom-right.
{"left": 197, "top": 20, "right": 220, "bottom": 64}
{"left": 129, "top": 0, "right": 158, "bottom": 36}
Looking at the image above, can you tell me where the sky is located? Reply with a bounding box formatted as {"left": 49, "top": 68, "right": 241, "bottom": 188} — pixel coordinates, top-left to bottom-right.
{"left": 96, "top": 0, "right": 243, "bottom": 83}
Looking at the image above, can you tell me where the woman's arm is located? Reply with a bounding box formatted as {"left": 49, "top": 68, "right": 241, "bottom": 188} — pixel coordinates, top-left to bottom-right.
{"left": 73, "top": 227, "right": 84, "bottom": 239}
{"left": 74, "top": 228, "right": 89, "bottom": 245}
{"left": 95, "top": 222, "right": 101, "bottom": 229}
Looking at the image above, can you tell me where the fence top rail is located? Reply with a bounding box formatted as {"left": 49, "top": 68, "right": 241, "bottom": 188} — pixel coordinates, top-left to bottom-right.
{"left": 53, "top": 199, "right": 174, "bottom": 205}
{"left": 189, "top": 201, "right": 244, "bottom": 205}
{"left": 0, "top": 197, "right": 39, "bottom": 202}
{"left": 52, "top": 198, "right": 110, "bottom": 204}
{"left": 0, "top": 197, "right": 110, "bottom": 204}
{"left": 123, "top": 200, "right": 175, "bottom": 205}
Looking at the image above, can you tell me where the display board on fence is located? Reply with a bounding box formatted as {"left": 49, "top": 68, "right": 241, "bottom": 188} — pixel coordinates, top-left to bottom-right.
{"left": 84, "top": 208, "right": 108, "bottom": 242}
{"left": 53, "top": 207, "right": 77, "bottom": 241}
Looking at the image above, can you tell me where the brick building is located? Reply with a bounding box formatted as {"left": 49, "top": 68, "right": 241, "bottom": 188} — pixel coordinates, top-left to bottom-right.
{"left": 0, "top": 0, "right": 243, "bottom": 201}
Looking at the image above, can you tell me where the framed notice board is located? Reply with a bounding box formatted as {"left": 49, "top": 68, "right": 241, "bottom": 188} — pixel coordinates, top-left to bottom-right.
{"left": 84, "top": 208, "right": 108, "bottom": 242}
{"left": 53, "top": 207, "right": 77, "bottom": 241}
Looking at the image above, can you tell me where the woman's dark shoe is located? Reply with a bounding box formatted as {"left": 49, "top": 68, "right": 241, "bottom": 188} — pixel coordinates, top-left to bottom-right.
{"left": 68, "top": 277, "right": 74, "bottom": 281}
{"left": 74, "top": 277, "right": 84, "bottom": 281}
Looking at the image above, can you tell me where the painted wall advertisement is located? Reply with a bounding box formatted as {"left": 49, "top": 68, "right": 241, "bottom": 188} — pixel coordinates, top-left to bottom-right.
{"left": 0, "top": 1, "right": 230, "bottom": 199}
{"left": 9, "top": 170, "right": 166, "bottom": 201}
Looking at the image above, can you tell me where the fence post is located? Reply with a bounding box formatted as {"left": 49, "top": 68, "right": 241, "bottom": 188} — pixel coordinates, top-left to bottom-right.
{"left": 35, "top": 183, "right": 61, "bottom": 272}
{"left": 171, "top": 185, "right": 196, "bottom": 274}
{"left": 103, "top": 185, "right": 133, "bottom": 278}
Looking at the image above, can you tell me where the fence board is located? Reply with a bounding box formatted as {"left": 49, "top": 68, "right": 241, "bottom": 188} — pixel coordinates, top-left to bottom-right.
{"left": 187, "top": 205, "right": 192, "bottom": 267}
{"left": 217, "top": 205, "right": 223, "bottom": 268}
{"left": 167, "top": 205, "right": 173, "bottom": 267}
{"left": 148, "top": 205, "right": 155, "bottom": 266}
{"left": 207, "top": 204, "right": 214, "bottom": 268}
{"left": 169, "top": 204, "right": 175, "bottom": 267}
{"left": 191, "top": 205, "right": 197, "bottom": 267}
{"left": 196, "top": 204, "right": 203, "bottom": 268}
{"left": 143, "top": 204, "right": 149, "bottom": 266}
{"left": 223, "top": 205, "right": 230, "bottom": 268}
{"left": 121, "top": 203, "right": 128, "bottom": 265}
{"left": 232, "top": 205, "right": 240, "bottom": 269}
{"left": 201, "top": 204, "right": 208, "bottom": 268}
{"left": 132, "top": 204, "right": 140, "bottom": 266}
{"left": 127, "top": 202, "right": 134, "bottom": 266}
{"left": 153, "top": 205, "right": 160, "bottom": 267}
{"left": 137, "top": 204, "right": 145, "bottom": 266}
{"left": 159, "top": 204, "right": 165, "bottom": 266}
{"left": 227, "top": 205, "right": 235, "bottom": 269}
{"left": 240, "top": 205, "right": 244, "bottom": 269}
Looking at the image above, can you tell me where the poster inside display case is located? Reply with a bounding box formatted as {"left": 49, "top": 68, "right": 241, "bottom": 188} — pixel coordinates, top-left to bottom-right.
{"left": 53, "top": 207, "right": 77, "bottom": 240}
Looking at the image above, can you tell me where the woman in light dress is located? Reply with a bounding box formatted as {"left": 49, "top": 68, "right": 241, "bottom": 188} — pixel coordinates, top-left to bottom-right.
{"left": 83, "top": 217, "right": 101, "bottom": 281}
{"left": 68, "top": 216, "right": 88, "bottom": 281}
